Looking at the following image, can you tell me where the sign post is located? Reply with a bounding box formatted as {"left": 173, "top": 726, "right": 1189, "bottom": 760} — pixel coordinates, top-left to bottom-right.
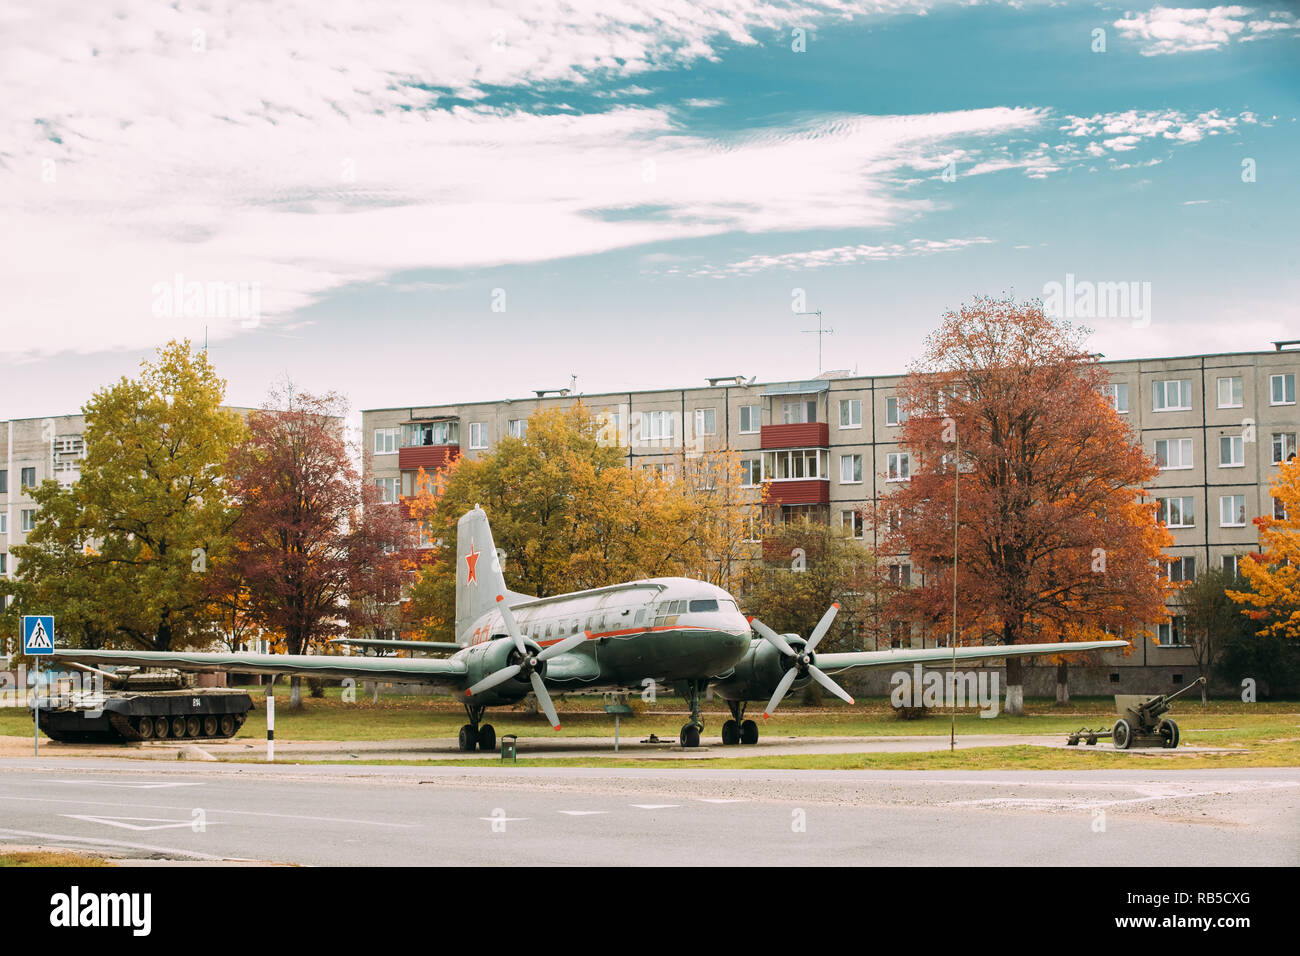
{"left": 23, "top": 616, "right": 55, "bottom": 757}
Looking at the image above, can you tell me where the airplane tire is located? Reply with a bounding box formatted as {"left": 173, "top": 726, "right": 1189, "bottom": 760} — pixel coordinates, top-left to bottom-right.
{"left": 478, "top": 724, "right": 497, "bottom": 753}
{"left": 721, "top": 720, "right": 739, "bottom": 745}
{"left": 680, "top": 725, "right": 700, "bottom": 748}
{"left": 458, "top": 724, "right": 479, "bottom": 752}
{"left": 740, "top": 720, "right": 759, "bottom": 745}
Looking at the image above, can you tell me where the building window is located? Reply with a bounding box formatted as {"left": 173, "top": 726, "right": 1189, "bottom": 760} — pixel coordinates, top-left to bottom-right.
{"left": 508, "top": 419, "right": 527, "bottom": 439}
{"left": 0, "top": 514, "right": 5, "bottom": 534}
{"left": 20, "top": 509, "right": 37, "bottom": 532}
{"left": 1102, "top": 382, "right": 1129, "bottom": 413}
{"left": 841, "top": 509, "right": 865, "bottom": 539}
{"left": 0, "top": 470, "right": 6, "bottom": 494}
{"left": 1271, "top": 432, "right": 1297, "bottom": 465}
{"left": 20, "top": 467, "right": 36, "bottom": 489}
{"left": 372, "top": 428, "right": 398, "bottom": 455}
{"left": 885, "top": 397, "right": 907, "bottom": 427}
{"left": 1222, "top": 554, "right": 1240, "bottom": 577}
{"left": 762, "top": 449, "right": 829, "bottom": 481}
{"left": 886, "top": 508, "right": 903, "bottom": 533}
{"left": 886, "top": 452, "right": 910, "bottom": 482}
{"left": 888, "top": 564, "right": 912, "bottom": 587}
{"left": 781, "top": 398, "right": 818, "bottom": 424}
{"left": 1157, "top": 496, "right": 1194, "bottom": 528}
{"left": 839, "top": 399, "right": 861, "bottom": 429}
{"left": 641, "top": 461, "right": 673, "bottom": 479}
{"left": 839, "top": 454, "right": 863, "bottom": 484}
{"left": 1275, "top": 496, "right": 1289, "bottom": 521}
{"left": 402, "top": 421, "right": 457, "bottom": 446}
{"left": 374, "top": 478, "right": 399, "bottom": 503}
{"left": 1155, "top": 438, "right": 1193, "bottom": 470}
{"left": 640, "top": 411, "right": 676, "bottom": 442}
{"left": 694, "top": 407, "right": 716, "bottom": 437}
{"left": 0, "top": 553, "right": 6, "bottom": 575}
{"left": 1270, "top": 373, "right": 1296, "bottom": 406}
{"left": 469, "top": 422, "right": 487, "bottom": 450}
{"left": 1218, "top": 435, "right": 1244, "bottom": 468}
{"left": 1217, "top": 376, "right": 1243, "bottom": 408}
{"left": 1219, "top": 495, "right": 1246, "bottom": 527}
{"left": 741, "top": 459, "right": 762, "bottom": 487}
{"left": 1166, "top": 556, "right": 1195, "bottom": 583}
{"left": 739, "top": 405, "right": 760, "bottom": 434}
{"left": 1157, "top": 616, "right": 1187, "bottom": 646}
{"left": 1153, "top": 379, "right": 1192, "bottom": 411}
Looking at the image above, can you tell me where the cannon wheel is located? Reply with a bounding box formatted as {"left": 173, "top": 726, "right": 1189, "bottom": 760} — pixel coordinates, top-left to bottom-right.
{"left": 1112, "top": 718, "right": 1133, "bottom": 750}
{"left": 1159, "top": 718, "right": 1180, "bottom": 749}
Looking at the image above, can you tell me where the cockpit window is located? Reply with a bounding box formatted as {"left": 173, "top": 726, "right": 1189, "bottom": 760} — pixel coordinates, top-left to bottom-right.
{"left": 689, "top": 599, "right": 719, "bottom": 613}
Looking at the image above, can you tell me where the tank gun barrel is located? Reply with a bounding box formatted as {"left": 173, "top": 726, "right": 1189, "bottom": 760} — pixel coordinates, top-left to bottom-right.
{"left": 64, "top": 661, "right": 128, "bottom": 689}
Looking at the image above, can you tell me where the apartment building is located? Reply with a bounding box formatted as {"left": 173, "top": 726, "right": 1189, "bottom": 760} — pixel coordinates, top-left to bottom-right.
{"left": 362, "top": 345, "right": 1300, "bottom": 689}
{"left": 1, "top": 414, "right": 89, "bottom": 580}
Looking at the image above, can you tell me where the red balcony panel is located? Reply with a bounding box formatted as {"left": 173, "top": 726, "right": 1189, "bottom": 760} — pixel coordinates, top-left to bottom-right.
{"left": 760, "top": 422, "right": 828, "bottom": 449}
{"left": 398, "top": 444, "right": 460, "bottom": 473}
{"left": 764, "top": 479, "right": 829, "bottom": 505}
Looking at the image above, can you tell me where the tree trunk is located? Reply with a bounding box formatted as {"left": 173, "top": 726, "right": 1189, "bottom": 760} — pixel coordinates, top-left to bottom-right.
{"left": 1055, "top": 660, "right": 1069, "bottom": 706}
{"left": 1004, "top": 656, "right": 1024, "bottom": 716}
{"left": 290, "top": 675, "right": 303, "bottom": 712}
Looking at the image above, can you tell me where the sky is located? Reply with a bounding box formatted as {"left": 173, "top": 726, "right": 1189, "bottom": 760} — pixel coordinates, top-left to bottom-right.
{"left": 2, "top": 0, "right": 1298, "bottom": 422}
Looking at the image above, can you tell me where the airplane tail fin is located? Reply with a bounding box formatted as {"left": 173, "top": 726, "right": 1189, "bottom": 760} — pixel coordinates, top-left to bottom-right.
{"left": 455, "top": 506, "right": 510, "bottom": 641}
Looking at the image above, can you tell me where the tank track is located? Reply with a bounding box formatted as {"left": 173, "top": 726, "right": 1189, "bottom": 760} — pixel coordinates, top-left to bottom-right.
{"left": 107, "top": 710, "right": 247, "bottom": 742}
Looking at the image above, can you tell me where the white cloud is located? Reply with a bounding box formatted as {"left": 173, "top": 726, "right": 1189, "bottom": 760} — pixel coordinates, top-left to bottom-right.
{"left": 688, "top": 237, "right": 995, "bottom": 276}
{"left": 1114, "top": 5, "right": 1298, "bottom": 56}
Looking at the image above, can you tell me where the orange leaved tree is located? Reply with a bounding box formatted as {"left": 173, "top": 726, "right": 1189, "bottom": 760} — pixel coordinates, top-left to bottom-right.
{"left": 880, "top": 297, "right": 1172, "bottom": 713}
{"left": 1229, "top": 457, "right": 1300, "bottom": 637}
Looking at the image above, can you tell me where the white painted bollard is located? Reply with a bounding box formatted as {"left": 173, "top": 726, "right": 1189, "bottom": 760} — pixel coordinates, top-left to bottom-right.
{"left": 266, "top": 691, "right": 275, "bottom": 762}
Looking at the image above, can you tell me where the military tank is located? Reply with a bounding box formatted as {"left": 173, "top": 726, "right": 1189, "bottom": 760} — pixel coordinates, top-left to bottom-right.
{"left": 32, "top": 665, "right": 253, "bottom": 743}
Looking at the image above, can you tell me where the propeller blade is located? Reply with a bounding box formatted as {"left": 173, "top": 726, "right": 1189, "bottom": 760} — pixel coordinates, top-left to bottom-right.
{"left": 529, "top": 671, "right": 562, "bottom": 731}
{"left": 465, "top": 663, "right": 521, "bottom": 698}
{"left": 807, "top": 665, "right": 854, "bottom": 705}
{"left": 762, "top": 668, "right": 798, "bottom": 719}
{"left": 750, "top": 617, "right": 797, "bottom": 657}
{"left": 804, "top": 603, "right": 841, "bottom": 654}
{"left": 536, "top": 631, "right": 589, "bottom": 662}
{"left": 496, "top": 595, "right": 528, "bottom": 656}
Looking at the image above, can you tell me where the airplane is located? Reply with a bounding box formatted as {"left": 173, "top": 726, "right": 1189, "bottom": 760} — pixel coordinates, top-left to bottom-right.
{"left": 50, "top": 506, "right": 1127, "bottom": 751}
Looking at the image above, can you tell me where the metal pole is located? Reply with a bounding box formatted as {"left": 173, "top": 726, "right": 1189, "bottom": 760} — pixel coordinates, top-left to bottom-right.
{"left": 266, "top": 687, "right": 275, "bottom": 762}
{"left": 33, "top": 658, "right": 39, "bottom": 757}
{"left": 614, "top": 715, "right": 620, "bottom": 753}
{"left": 950, "top": 430, "right": 958, "bottom": 752}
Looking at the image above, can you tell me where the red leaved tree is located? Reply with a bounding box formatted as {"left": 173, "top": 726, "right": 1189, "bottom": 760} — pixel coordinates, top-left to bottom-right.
{"left": 222, "top": 387, "right": 411, "bottom": 710}
{"left": 880, "top": 297, "right": 1172, "bottom": 713}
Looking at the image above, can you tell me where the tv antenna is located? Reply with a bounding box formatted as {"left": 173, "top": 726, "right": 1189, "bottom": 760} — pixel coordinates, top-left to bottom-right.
{"left": 797, "top": 310, "right": 833, "bottom": 375}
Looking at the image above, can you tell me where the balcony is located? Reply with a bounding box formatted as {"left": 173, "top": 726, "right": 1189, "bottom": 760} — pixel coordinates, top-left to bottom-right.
{"left": 398, "top": 444, "right": 460, "bottom": 473}
{"left": 760, "top": 422, "right": 829, "bottom": 449}
{"left": 763, "top": 479, "right": 829, "bottom": 506}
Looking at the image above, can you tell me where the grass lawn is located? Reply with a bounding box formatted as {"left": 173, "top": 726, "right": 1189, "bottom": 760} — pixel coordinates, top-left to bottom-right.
{"left": 0, "top": 850, "right": 112, "bottom": 867}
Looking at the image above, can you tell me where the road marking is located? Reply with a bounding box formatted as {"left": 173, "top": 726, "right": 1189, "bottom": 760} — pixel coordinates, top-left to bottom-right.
{"left": 0, "top": 793, "right": 413, "bottom": 828}
{"left": 0, "top": 826, "right": 246, "bottom": 861}
{"left": 62, "top": 814, "right": 215, "bottom": 832}
{"left": 697, "top": 798, "right": 747, "bottom": 803}
{"left": 631, "top": 804, "right": 679, "bottom": 809}
{"left": 50, "top": 780, "right": 205, "bottom": 790}
{"left": 557, "top": 810, "right": 608, "bottom": 816}
{"left": 478, "top": 816, "right": 528, "bottom": 822}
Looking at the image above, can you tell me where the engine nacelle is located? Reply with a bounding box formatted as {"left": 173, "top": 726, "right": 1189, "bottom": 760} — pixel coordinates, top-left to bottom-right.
{"left": 711, "top": 637, "right": 810, "bottom": 702}
{"left": 460, "top": 638, "right": 535, "bottom": 706}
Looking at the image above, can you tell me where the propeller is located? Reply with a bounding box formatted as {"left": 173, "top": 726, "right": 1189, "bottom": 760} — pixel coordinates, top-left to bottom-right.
{"left": 464, "top": 595, "right": 587, "bottom": 730}
{"left": 749, "top": 602, "right": 854, "bottom": 718}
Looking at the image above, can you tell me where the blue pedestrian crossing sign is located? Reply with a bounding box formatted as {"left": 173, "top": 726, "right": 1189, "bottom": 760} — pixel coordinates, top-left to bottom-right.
{"left": 22, "top": 616, "right": 54, "bottom": 655}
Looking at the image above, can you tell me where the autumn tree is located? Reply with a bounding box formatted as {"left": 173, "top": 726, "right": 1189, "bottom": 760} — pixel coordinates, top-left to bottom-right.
{"left": 7, "top": 341, "right": 244, "bottom": 651}
{"left": 223, "top": 387, "right": 410, "bottom": 710}
{"left": 403, "top": 403, "right": 756, "bottom": 639}
{"left": 1230, "top": 457, "right": 1300, "bottom": 638}
{"left": 881, "top": 297, "right": 1172, "bottom": 714}
{"left": 1179, "top": 567, "right": 1255, "bottom": 705}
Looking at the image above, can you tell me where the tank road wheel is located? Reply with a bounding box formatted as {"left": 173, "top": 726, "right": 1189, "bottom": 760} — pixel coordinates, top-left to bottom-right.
{"left": 135, "top": 717, "right": 155, "bottom": 740}
{"left": 1112, "top": 718, "right": 1133, "bottom": 750}
{"left": 721, "top": 720, "right": 739, "bottom": 746}
{"left": 680, "top": 725, "right": 701, "bottom": 749}
{"left": 458, "top": 724, "right": 479, "bottom": 753}
{"left": 477, "top": 723, "right": 497, "bottom": 753}
{"left": 202, "top": 715, "right": 219, "bottom": 738}
{"left": 171, "top": 716, "right": 187, "bottom": 739}
{"left": 219, "top": 714, "right": 236, "bottom": 737}
{"left": 185, "top": 716, "right": 201, "bottom": 738}
{"left": 740, "top": 719, "right": 759, "bottom": 745}
{"left": 1159, "top": 718, "right": 1180, "bottom": 749}
{"left": 151, "top": 717, "right": 168, "bottom": 739}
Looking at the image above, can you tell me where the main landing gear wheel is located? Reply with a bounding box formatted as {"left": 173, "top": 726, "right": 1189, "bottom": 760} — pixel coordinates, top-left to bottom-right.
{"left": 740, "top": 719, "right": 758, "bottom": 745}
{"left": 721, "top": 720, "right": 739, "bottom": 746}
{"left": 478, "top": 723, "right": 497, "bottom": 753}
{"left": 1112, "top": 718, "right": 1133, "bottom": 750}
{"left": 1159, "top": 718, "right": 1179, "bottom": 749}
{"left": 458, "top": 724, "right": 479, "bottom": 752}
{"left": 680, "top": 725, "right": 701, "bottom": 749}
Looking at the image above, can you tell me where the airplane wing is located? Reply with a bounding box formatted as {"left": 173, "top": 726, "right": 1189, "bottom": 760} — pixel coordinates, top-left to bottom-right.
{"left": 331, "top": 638, "right": 463, "bottom": 654}
{"left": 49, "top": 648, "right": 468, "bottom": 687}
{"left": 815, "top": 639, "right": 1127, "bottom": 673}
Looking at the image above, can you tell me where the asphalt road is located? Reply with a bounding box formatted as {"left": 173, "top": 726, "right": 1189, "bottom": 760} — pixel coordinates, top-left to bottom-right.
{"left": 0, "top": 758, "right": 1295, "bottom": 866}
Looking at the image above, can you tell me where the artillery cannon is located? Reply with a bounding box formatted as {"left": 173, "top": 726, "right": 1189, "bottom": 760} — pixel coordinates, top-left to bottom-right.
{"left": 1066, "top": 676, "right": 1205, "bottom": 750}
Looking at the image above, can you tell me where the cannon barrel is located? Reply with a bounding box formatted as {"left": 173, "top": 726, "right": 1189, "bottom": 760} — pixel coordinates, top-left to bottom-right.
{"left": 1139, "top": 676, "right": 1206, "bottom": 715}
